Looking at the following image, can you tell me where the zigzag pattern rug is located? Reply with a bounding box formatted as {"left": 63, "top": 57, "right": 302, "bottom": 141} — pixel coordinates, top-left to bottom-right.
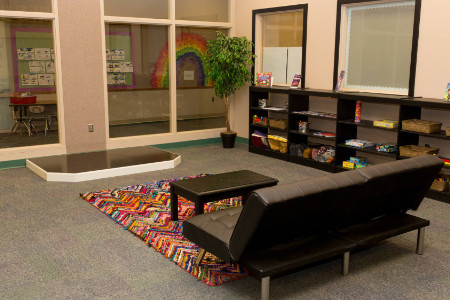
{"left": 80, "top": 175, "right": 248, "bottom": 286}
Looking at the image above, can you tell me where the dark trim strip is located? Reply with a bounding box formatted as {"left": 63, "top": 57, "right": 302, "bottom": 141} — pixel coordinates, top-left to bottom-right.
{"left": 409, "top": 0, "right": 422, "bottom": 97}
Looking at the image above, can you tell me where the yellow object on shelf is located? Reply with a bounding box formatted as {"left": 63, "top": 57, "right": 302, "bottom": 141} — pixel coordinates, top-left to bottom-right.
{"left": 343, "top": 160, "right": 356, "bottom": 169}
{"left": 373, "top": 120, "right": 398, "bottom": 129}
{"left": 268, "top": 135, "right": 288, "bottom": 153}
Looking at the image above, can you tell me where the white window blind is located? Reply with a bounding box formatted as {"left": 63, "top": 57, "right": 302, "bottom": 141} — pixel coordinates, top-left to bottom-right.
{"left": 344, "top": 1, "right": 415, "bottom": 93}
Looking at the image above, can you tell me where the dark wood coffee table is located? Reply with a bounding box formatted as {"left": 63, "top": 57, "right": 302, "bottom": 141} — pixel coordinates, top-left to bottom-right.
{"left": 170, "top": 170, "right": 278, "bottom": 221}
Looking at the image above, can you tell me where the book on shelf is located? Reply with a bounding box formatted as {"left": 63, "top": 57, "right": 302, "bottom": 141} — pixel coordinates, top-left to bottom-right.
{"left": 334, "top": 70, "right": 345, "bottom": 92}
{"left": 290, "top": 73, "right": 302, "bottom": 88}
{"left": 264, "top": 107, "right": 286, "bottom": 111}
{"left": 313, "top": 132, "right": 336, "bottom": 138}
{"left": 444, "top": 83, "right": 450, "bottom": 101}
{"left": 256, "top": 72, "right": 272, "bottom": 87}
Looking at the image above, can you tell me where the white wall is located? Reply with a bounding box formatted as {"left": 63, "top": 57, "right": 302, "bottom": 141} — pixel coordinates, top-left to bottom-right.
{"left": 232, "top": 0, "right": 450, "bottom": 157}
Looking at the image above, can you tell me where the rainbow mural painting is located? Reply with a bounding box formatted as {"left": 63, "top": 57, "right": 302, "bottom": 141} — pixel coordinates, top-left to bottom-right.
{"left": 151, "top": 32, "right": 210, "bottom": 88}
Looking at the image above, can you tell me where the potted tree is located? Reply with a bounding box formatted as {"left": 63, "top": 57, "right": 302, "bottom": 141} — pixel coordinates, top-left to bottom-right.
{"left": 205, "top": 32, "right": 255, "bottom": 148}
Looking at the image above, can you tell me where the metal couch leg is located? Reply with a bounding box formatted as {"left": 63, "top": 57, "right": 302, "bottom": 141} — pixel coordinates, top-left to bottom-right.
{"left": 416, "top": 227, "right": 425, "bottom": 255}
{"left": 342, "top": 251, "right": 350, "bottom": 276}
{"left": 261, "top": 276, "right": 270, "bottom": 300}
{"left": 195, "top": 249, "right": 206, "bottom": 266}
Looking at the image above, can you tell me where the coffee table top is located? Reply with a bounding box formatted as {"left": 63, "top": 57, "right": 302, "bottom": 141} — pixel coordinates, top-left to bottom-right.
{"left": 170, "top": 170, "right": 278, "bottom": 196}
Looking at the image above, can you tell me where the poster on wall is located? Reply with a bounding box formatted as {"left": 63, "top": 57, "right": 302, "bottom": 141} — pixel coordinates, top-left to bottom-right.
{"left": 11, "top": 28, "right": 56, "bottom": 92}
{"left": 105, "top": 32, "right": 135, "bottom": 88}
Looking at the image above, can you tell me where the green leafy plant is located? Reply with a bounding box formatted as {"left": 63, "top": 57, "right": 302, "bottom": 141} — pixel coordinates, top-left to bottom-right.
{"left": 205, "top": 32, "right": 255, "bottom": 133}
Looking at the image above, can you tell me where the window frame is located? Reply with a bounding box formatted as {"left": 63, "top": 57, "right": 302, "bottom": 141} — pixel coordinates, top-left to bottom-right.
{"left": 252, "top": 4, "right": 308, "bottom": 88}
{"left": 333, "top": 0, "right": 421, "bottom": 96}
{"left": 102, "top": 0, "right": 234, "bottom": 143}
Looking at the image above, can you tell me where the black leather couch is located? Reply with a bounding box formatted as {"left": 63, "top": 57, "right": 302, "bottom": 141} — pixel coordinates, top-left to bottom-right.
{"left": 182, "top": 156, "right": 443, "bottom": 299}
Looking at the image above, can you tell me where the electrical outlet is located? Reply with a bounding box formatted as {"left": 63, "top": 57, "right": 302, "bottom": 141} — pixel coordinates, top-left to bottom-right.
{"left": 88, "top": 124, "right": 94, "bottom": 132}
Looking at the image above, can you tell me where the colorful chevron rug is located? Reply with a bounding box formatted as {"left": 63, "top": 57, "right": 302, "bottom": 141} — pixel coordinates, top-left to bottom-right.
{"left": 80, "top": 175, "right": 248, "bottom": 286}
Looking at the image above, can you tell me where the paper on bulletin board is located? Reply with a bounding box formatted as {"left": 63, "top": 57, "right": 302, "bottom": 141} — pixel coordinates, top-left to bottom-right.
{"left": 38, "top": 73, "right": 54, "bottom": 86}
{"left": 120, "top": 62, "right": 133, "bottom": 72}
{"left": 107, "top": 73, "right": 126, "bottom": 85}
{"left": 111, "top": 49, "right": 125, "bottom": 60}
{"left": 21, "top": 73, "right": 38, "bottom": 85}
{"left": 45, "top": 61, "right": 55, "bottom": 73}
{"left": 29, "top": 61, "right": 45, "bottom": 73}
{"left": 106, "top": 49, "right": 111, "bottom": 60}
{"left": 35, "top": 48, "right": 51, "bottom": 60}
{"left": 17, "top": 48, "right": 35, "bottom": 60}
{"left": 107, "top": 62, "right": 120, "bottom": 72}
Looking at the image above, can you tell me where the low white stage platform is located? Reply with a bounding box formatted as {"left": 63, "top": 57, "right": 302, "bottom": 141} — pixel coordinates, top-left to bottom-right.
{"left": 26, "top": 146, "right": 181, "bottom": 182}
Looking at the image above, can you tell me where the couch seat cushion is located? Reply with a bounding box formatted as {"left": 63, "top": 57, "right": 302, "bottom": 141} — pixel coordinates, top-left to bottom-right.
{"left": 183, "top": 206, "right": 242, "bottom": 262}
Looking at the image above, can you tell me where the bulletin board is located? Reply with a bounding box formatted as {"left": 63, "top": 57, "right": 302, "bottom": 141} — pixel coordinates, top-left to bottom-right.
{"left": 105, "top": 32, "right": 135, "bottom": 89}
{"left": 11, "top": 28, "right": 56, "bottom": 92}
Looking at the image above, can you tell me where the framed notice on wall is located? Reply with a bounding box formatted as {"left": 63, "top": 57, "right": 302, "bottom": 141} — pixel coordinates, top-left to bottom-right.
{"left": 105, "top": 32, "right": 135, "bottom": 89}
{"left": 11, "top": 28, "right": 56, "bottom": 92}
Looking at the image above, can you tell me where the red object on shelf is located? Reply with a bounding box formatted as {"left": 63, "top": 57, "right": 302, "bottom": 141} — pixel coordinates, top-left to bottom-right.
{"left": 9, "top": 96, "right": 37, "bottom": 104}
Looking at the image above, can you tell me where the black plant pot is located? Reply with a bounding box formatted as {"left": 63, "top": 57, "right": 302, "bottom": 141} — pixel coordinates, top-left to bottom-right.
{"left": 221, "top": 132, "right": 237, "bottom": 148}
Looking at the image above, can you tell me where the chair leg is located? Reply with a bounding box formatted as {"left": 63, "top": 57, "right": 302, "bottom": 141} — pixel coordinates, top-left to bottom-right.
{"left": 195, "top": 249, "right": 206, "bottom": 266}
{"left": 261, "top": 277, "right": 270, "bottom": 300}
{"left": 10, "top": 121, "right": 19, "bottom": 135}
{"left": 416, "top": 227, "right": 425, "bottom": 255}
{"left": 341, "top": 251, "right": 350, "bottom": 275}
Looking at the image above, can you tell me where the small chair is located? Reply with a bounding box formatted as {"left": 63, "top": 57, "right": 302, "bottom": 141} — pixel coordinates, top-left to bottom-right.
{"left": 28, "top": 106, "right": 47, "bottom": 136}
{"left": 10, "top": 106, "right": 31, "bottom": 136}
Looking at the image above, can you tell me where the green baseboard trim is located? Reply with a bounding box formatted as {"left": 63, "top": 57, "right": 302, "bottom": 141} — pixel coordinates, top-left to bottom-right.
{"left": 153, "top": 138, "right": 222, "bottom": 150}
{"left": 0, "top": 159, "right": 26, "bottom": 170}
{"left": 236, "top": 136, "right": 249, "bottom": 144}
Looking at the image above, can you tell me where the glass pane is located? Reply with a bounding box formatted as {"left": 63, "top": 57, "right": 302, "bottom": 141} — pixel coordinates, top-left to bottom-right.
{"left": 345, "top": 1, "right": 415, "bottom": 93}
{"left": 175, "top": 27, "right": 227, "bottom": 132}
{"left": 0, "top": 18, "right": 59, "bottom": 149}
{"left": 176, "top": 0, "right": 229, "bottom": 22}
{"left": 0, "top": 0, "right": 51, "bottom": 13}
{"left": 261, "top": 10, "right": 303, "bottom": 85}
{"left": 106, "top": 23, "right": 170, "bottom": 138}
{"left": 104, "top": 0, "right": 168, "bottom": 19}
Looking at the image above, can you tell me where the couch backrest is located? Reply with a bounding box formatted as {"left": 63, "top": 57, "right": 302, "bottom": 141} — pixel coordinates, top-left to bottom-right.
{"left": 228, "top": 155, "right": 443, "bottom": 261}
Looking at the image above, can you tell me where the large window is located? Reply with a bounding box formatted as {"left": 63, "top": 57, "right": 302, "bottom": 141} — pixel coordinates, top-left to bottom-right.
{"left": 0, "top": 17, "right": 59, "bottom": 149}
{"left": 0, "top": 0, "right": 52, "bottom": 13}
{"left": 176, "top": 27, "right": 227, "bottom": 132}
{"left": 104, "top": 0, "right": 232, "bottom": 139}
{"left": 105, "top": 23, "right": 170, "bottom": 138}
{"left": 334, "top": 0, "right": 420, "bottom": 95}
{"left": 103, "top": 0, "right": 168, "bottom": 19}
{"left": 175, "top": 0, "right": 229, "bottom": 22}
{"left": 253, "top": 5, "right": 308, "bottom": 87}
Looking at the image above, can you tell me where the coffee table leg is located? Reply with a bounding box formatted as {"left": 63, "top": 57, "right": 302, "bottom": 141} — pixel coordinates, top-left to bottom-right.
{"left": 195, "top": 198, "right": 204, "bottom": 216}
{"left": 171, "top": 189, "right": 178, "bottom": 221}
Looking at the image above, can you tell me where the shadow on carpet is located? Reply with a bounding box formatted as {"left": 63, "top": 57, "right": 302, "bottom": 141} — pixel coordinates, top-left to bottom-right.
{"left": 80, "top": 175, "right": 248, "bottom": 286}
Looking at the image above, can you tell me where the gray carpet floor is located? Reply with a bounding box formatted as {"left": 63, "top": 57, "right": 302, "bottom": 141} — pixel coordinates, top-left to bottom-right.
{"left": 0, "top": 143, "right": 449, "bottom": 299}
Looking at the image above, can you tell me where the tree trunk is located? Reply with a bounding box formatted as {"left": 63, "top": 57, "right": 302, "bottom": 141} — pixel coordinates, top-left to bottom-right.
{"left": 223, "top": 96, "right": 231, "bottom": 132}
